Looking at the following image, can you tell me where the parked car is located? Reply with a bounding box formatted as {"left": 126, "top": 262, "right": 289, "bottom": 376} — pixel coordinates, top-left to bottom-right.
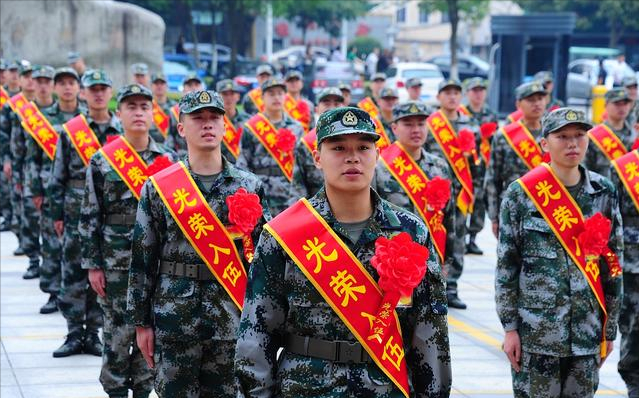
{"left": 163, "top": 60, "right": 194, "bottom": 93}
{"left": 566, "top": 58, "right": 636, "bottom": 101}
{"left": 385, "top": 62, "right": 445, "bottom": 105}
{"left": 270, "top": 45, "right": 330, "bottom": 71}
{"left": 310, "top": 61, "right": 365, "bottom": 105}
{"left": 427, "top": 54, "right": 489, "bottom": 81}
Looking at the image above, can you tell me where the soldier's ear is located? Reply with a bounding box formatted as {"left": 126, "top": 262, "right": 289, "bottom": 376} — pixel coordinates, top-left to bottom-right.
{"left": 540, "top": 137, "right": 549, "bottom": 153}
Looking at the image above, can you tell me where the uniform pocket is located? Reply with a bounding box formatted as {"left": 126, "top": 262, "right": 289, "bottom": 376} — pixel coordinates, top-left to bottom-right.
{"left": 153, "top": 275, "right": 199, "bottom": 340}
{"left": 521, "top": 217, "right": 558, "bottom": 259}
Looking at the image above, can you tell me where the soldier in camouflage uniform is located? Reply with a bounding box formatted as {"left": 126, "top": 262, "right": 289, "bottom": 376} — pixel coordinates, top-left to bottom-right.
{"left": 50, "top": 69, "right": 122, "bottom": 358}
{"left": 0, "top": 58, "right": 9, "bottom": 232}
{"left": 217, "top": 79, "right": 250, "bottom": 163}
{"left": 405, "top": 77, "right": 422, "bottom": 101}
{"left": 377, "top": 86, "right": 398, "bottom": 142}
{"left": 584, "top": 88, "right": 636, "bottom": 179}
{"left": 534, "top": 71, "right": 565, "bottom": 111}
{"left": 363, "top": 72, "right": 386, "bottom": 103}
{"left": 165, "top": 73, "right": 203, "bottom": 157}
{"left": 486, "top": 82, "right": 546, "bottom": 239}
{"left": 462, "top": 77, "right": 499, "bottom": 255}
{"left": 496, "top": 108, "right": 622, "bottom": 398}
{"left": 241, "top": 64, "right": 274, "bottom": 116}
{"left": 373, "top": 101, "right": 460, "bottom": 286}
{"left": 610, "top": 155, "right": 639, "bottom": 397}
{"left": 425, "top": 78, "right": 477, "bottom": 309}
{"left": 338, "top": 82, "right": 353, "bottom": 107}
{"left": 131, "top": 63, "right": 150, "bottom": 88}
{"left": 68, "top": 51, "right": 88, "bottom": 81}
{"left": 289, "top": 87, "right": 344, "bottom": 202}
{"left": 622, "top": 76, "right": 638, "bottom": 128}
{"left": 150, "top": 72, "right": 177, "bottom": 147}
{"left": 127, "top": 90, "right": 270, "bottom": 397}
{"left": 80, "top": 84, "right": 174, "bottom": 398}
{"left": 28, "top": 67, "right": 84, "bottom": 314}
{"left": 236, "top": 77, "right": 305, "bottom": 216}
{"left": 284, "top": 70, "right": 315, "bottom": 129}
{"left": 235, "top": 106, "right": 451, "bottom": 397}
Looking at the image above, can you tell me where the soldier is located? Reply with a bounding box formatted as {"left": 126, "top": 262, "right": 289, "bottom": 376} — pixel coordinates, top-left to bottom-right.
{"left": 29, "top": 67, "right": 84, "bottom": 314}
{"left": 68, "top": 51, "right": 88, "bottom": 79}
{"left": 534, "top": 71, "right": 565, "bottom": 111}
{"left": 131, "top": 63, "right": 150, "bottom": 88}
{"left": 165, "top": 74, "right": 204, "bottom": 157}
{"left": 373, "top": 101, "right": 460, "bottom": 281}
{"left": 290, "top": 86, "right": 344, "bottom": 201}
{"left": 0, "top": 58, "right": 10, "bottom": 231}
{"left": 149, "top": 72, "right": 177, "bottom": 146}
{"left": 425, "top": 78, "right": 477, "bottom": 309}
{"left": 5, "top": 61, "right": 22, "bottom": 95}
{"left": 216, "top": 79, "right": 250, "bottom": 163}
{"left": 235, "top": 106, "right": 451, "bottom": 397}
{"left": 368, "top": 72, "right": 386, "bottom": 102}
{"left": 610, "top": 149, "right": 639, "bottom": 397}
{"left": 236, "top": 77, "right": 305, "bottom": 216}
{"left": 283, "top": 70, "right": 314, "bottom": 131}
{"left": 80, "top": 84, "right": 174, "bottom": 398}
{"left": 241, "top": 64, "right": 274, "bottom": 116}
{"left": 50, "top": 69, "right": 122, "bottom": 358}
{"left": 486, "top": 81, "right": 546, "bottom": 239}
{"left": 183, "top": 73, "right": 204, "bottom": 94}
{"left": 127, "top": 90, "right": 269, "bottom": 397}
{"left": 461, "top": 77, "right": 499, "bottom": 255}
{"left": 622, "top": 76, "right": 638, "bottom": 127}
{"left": 496, "top": 108, "right": 622, "bottom": 397}
{"left": 0, "top": 59, "right": 6, "bottom": 87}
{"left": 584, "top": 88, "right": 636, "bottom": 179}
{"left": 338, "top": 82, "right": 353, "bottom": 107}
{"left": 405, "top": 77, "right": 422, "bottom": 101}
{"left": 377, "top": 86, "right": 398, "bottom": 141}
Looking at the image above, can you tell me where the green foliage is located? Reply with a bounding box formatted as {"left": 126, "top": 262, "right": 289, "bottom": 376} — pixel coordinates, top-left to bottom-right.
{"left": 348, "top": 36, "right": 382, "bottom": 56}
{"left": 419, "top": 0, "right": 490, "bottom": 25}
{"left": 272, "top": 0, "right": 369, "bottom": 38}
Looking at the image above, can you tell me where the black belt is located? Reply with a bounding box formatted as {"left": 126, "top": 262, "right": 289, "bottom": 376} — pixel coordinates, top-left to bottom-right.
{"left": 105, "top": 214, "right": 136, "bottom": 225}
{"left": 254, "top": 166, "right": 283, "bottom": 175}
{"left": 68, "top": 179, "right": 85, "bottom": 189}
{"left": 285, "top": 334, "right": 372, "bottom": 364}
{"left": 159, "top": 261, "right": 214, "bottom": 280}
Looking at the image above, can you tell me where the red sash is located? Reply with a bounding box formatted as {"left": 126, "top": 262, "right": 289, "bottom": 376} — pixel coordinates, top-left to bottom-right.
{"left": 0, "top": 86, "right": 9, "bottom": 108}
{"left": 302, "top": 128, "right": 317, "bottom": 155}
{"left": 152, "top": 101, "right": 170, "bottom": 138}
{"left": 518, "top": 164, "right": 611, "bottom": 356}
{"left": 588, "top": 124, "right": 628, "bottom": 162}
{"left": 283, "top": 94, "right": 310, "bottom": 132}
{"left": 245, "top": 113, "right": 295, "bottom": 181}
{"left": 507, "top": 109, "right": 523, "bottom": 123}
{"left": 223, "top": 115, "right": 243, "bottom": 159}
{"left": 380, "top": 143, "right": 447, "bottom": 263}
{"left": 426, "top": 111, "right": 474, "bottom": 215}
{"left": 458, "top": 104, "right": 471, "bottom": 116}
{"left": 358, "top": 97, "right": 380, "bottom": 119}
{"left": 62, "top": 114, "right": 102, "bottom": 166}
{"left": 150, "top": 161, "right": 247, "bottom": 310}
{"left": 247, "top": 88, "right": 265, "bottom": 113}
{"left": 612, "top": 150, "right": 639, "bottom": 214}
{"left": 7, "top": 94, "right": 58, "bottom": 160}
{"left": 265, "top": 199, "right": 410, "bottom": 397}
{"left": 170, "top": 104, "right": 180, "bottom": 121}
{"left": 549, "top": 104, "right": 561, "bottom": 112}
{"left": 100, "top": 136, "right": 149, "bottom": 199}
{"left": 501, "top": 121, "right": 544, "bottom": 170}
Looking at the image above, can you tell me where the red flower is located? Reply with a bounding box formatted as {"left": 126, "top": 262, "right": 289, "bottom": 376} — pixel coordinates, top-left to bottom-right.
{"left": 480, "top": 122, "right": 498, "bottom": 139}
{"left": 371, "top": 232, "right": 429, "bottom": 297}
{"left": 276, "top": 128, "right": 296, "bottom": 153}
{"left": 106, "top": 135, "right": 120, "bottom": 144}
{"left": 296, "top": 100, "right": 311, "bottom": 125}
{"left": 632, "top": 138, "right": 639, "bottom": 151}
{"left": 578, "top": 212, "right": 611, "bottom": 257}
{"left": 424, "top": 176, "right": 451, "bottom": 211}
{"left": 542, "top": 152, "right": 551, "bottom": 163}
{"left": 457, "top": 128, "right": 476, "bottom": 152}
{"left": 226, "top": 188, "right": 263, "bottom": 235}
{"left": 146, "top": 155, "right": 174, "bottom": 176}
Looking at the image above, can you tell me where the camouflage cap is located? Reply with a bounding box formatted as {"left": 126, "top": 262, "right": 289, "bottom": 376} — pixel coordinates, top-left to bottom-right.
{"left": 516, "top": 81, "right": 546, "bottom": 100}
{"left": 179, "top": 90, "right": 225, "bottom": 115}
{"left": 379, "top": 86, "right": 399, "bottom": 98}
{"left": 216, "top": 79, "right": 240, "bottom": 93}
{"left": 256, "top": 64, "right": 274, "bottom": 76}
{"left": 534, "top": 71, "right": 554, "bottom": 83}
{"left": 81, "top": 69, "right": 112, "bottom": 88}
{"left": 284, "top": 70, "right": 303, "bottom": 81}
{"left": 182, "top": 73, "right": 202, "bottom": 85}
{"left": 54, "top": 67, "right": 80, "bottom": 82}
{"left": 151, "top": 73, "right": 167, "bottom": 83}
{"left": 0, "top": 58, "right": 6, "bottom": 70}
{"left": 622, "top": 75, "right": 638, "bottom": 88}
{"left": 32, "top": 65, "right": 55, "bottom": 80}
{"left": 316, "top": 106, "right": 379, "bottom": 145}
{"left": 261, "top": 77, "right": 286, "bottom": 93}
{"left": 337, "top": 82, "right": 352, "bottom": 92}
{"left": 438, "top": 78, "right": 462, "bottom": 93}
{"left": 18, "top": 60, "right": 33, "bottom": 75}
{"left": 316, "top": 87, "right": 344, "bottom": 104}
{"left": 464, "top": 77, "right": 487, "bottom": 90}
{"left": 605, "top": 88, "right": 630, "bottom": 103}
{"left": 116, "top": 84, "right": 153, "bottom": 104}
{"left": 131, "top": 63, "right": 149, "bottom": 75}
{"left": 67, "top": 51, "right": 81, "bottom": 64}
{"left": 406, "top": 77, "right": 423, "bottom": 88}
{"left": 371, "top": 72, "right": 387, "bottom": 81}
{"left": 541, "top": 107, "right": 592, "bottom": 137}
{"left": 7, "top": 60, "right": 19, "bottom": 70}
{"left": 392, "top": 101, "right": 431, "bottom": 122}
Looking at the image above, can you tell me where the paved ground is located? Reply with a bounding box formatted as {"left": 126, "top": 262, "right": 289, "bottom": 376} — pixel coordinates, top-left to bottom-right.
{"left": 0, "top": 225, "right": 628, "bottom": 397}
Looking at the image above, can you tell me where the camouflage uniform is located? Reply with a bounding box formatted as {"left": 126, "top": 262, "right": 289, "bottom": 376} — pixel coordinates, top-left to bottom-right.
{"left": 127, "top": 157, "right": 269, "bottom": 398}
{"left": 610, "top": 156, "right": 639, "bottom": 397}
{"left": 0, "top": 94, "right": 21, "bottom": 237}
{"left": 241, "top": 64, "right": 274, "bottom": 116}
{"left": 584, "top": 120, "right": 636, "bottom": 179}
{"left": 222, "top": 107, "right": 250, "bottom": 163}
{"left": 289, "top": 131, "right": 322, "bottom": 203}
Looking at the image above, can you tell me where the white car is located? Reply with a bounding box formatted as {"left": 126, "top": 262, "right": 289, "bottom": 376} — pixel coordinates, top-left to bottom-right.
{"left": 385, "top": 62, "right": 445, "bottom": 105}
{"left": 567, "top": 58, "right": 636, "bottom": 101}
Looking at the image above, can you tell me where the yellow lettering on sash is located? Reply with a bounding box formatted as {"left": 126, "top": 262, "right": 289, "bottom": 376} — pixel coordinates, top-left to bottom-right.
{"left": 188, "top": 212, "right": 215, "bottom": 239}
{"left": 329, "top": 270, "right": 366, "bottom": 307}
{"left": 173, "top": 188, "right": 197, "bottom": 214}
{"left": 535, "top": 180, "right": 560, "bottom": 207}
{"left": 552, "top": 205, "right": 578, "bottom": 231}
{"left": 382, "top": 335, "right": 405, "bottom": 371}
{"left": 302, "top": 237, "right": 338, "bottom": 274}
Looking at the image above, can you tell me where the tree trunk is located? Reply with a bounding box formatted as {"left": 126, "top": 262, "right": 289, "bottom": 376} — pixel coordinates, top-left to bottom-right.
{"left": 609, "top": 17, "right": 617, "bottom": 48}
{"left": 186, "top": 2, "right": 200, "bottom": 71}
{"left": 210, "top": 3, "right": 218, "bottom": 78}
{"left": 448, "top": 0, "right": 459, "bottom": 80}
{"left": 228, "top": 1, "right": 239, "bottom": 77}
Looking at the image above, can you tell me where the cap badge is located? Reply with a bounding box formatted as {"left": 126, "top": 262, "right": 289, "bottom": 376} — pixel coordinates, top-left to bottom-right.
{"left": 131, "top": 85, "right": 141, "bottom": 93}
{"left": 342, "top": 110, "right": 358, "bottom": 126}
{"left": 565, "top": 110, "right": 578, "bottom": 121}
{"left": 409, "top": 104, "right": 419, "bottom": 113}
{"left": 92, "top": 71, "right": 101, "bottom": 79}
{"left": 198, "top": 91, "right": 211, "bottom": 104}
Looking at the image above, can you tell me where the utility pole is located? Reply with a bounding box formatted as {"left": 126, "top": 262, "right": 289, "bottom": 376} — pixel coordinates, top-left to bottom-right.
{"left": 266, "top": 2, "right": 273, "bottom": 62}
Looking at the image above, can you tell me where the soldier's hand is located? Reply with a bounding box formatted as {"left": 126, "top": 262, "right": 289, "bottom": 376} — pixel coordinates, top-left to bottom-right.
{"left": 88, "top": 269, "right": 106, "bottom": 297}
{"left": 136, "top": 326, "right": 155, "bottom": 369}
{"left": 492, "top": 221, "right": 499, "bottom": 239}
{"left": 54, "top": 220, "right": 64, "bottom": 237}
{"left": 503, "top": 330, "right": 521, "bottom": 372}
{"left": 32, "top": 196, "right": 43, "bottom": 211}
{"left": 599, "top": 340, "right": 614, "bottom": 368}
{"left": 2, "top": 162, "right": 10, "bottom": 179}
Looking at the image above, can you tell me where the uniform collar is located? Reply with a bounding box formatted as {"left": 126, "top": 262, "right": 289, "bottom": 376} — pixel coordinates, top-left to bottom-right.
{"left": 184, "top": 155, "right": 239, "bottom": 181}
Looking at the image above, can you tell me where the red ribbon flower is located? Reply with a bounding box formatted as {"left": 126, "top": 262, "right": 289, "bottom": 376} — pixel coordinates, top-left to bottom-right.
{"left": 276, "top": 128, "right": 296, "bottom": 153}
{"left": 424, "top": 176, "right": 451, "bottom": 211}
{"left": 457, "top": 128, "right": 480, "bottom": 165}
{"left": 226, "top": 188, "right": 263, "bottom": 262}
{"left": 146, "top": 155, "right": 174, "bottom": 176}
{"left": 480, "top": 122, "right": 498, "bottom": 139}
{"left": 578, "top": 212, "right": 611, "bottom": 258}
{"left": 368, "top": 232, "right": 429, "bottom": 341}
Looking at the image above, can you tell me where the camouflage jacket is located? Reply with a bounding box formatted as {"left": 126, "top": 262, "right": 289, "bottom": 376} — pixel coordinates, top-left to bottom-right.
{"left": 463, "top": 103, "right": 499, "bottom": 128}
{"left": 25, "top": 102, "right": 85, "bottom": 198}
{"left": 241, "top": 91, "right": 261, "bottom": 116}
{"left": 126, "top": 158, "right": 270, "bottom": 341}
{"left": 0, "top": 103, "right": 12, "bottom": 164}
{"left": 288, "top": 131, "right": 323, "bottom": 203}
{"left": 610, "top": 160, "right": 639, "bottom": 273}
{"left": 373, "top": 148, "right": 461, "bottom": 272}
{"left": 584, "top": 120, "right": 637, "bottom": 179}
{"left": 222, "top": 107, "right": 251, "bottom": 163}
{"left": 496, "top": 166, "right": 623, "bottom": 356}
{"left": 235, "top": 188, "right": 451, "bottom": 398}
{"left": 546, "top": 97, "right": 565, "bottom": 110}
{"left": 78, "top": 137, "right": 175, "bottom": 271}
{"left": 49, "top": 112, "right": 122, "bottom": 222}
{"left": 485, "top": 121, "right": 542, "bottom": 223}
{"left": 236, "top": 114, "right": 305, "bottom": 216}
{"left": 148, "top": 97, "right": 177, "bottom": 145}
{"left": 380, "top": 115, "right": 397, "bottom": 143}
{"left": 628, "top": 100, "right": 638, "bottom": 127}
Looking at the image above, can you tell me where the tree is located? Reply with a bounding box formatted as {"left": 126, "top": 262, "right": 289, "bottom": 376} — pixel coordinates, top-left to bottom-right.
{"left": 420, "top": 0, "right": 490, "bottom": 80}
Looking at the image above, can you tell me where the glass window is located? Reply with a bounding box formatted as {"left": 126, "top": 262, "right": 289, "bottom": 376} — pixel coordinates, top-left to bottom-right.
{"left": 396, "top": 6, "right": 406, "bottom": 23}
